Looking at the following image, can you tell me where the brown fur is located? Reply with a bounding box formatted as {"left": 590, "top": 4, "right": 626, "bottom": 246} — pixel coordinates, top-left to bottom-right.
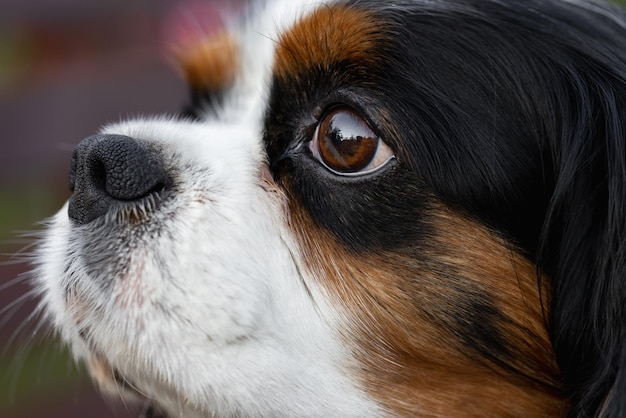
{"left": 173, "top": 31, "right": 239, "bottom": 91}
{"left": 288, "top": 199, "right": 567, "bottom": 417}
{"left": 275, "top": 5, "right": 388, "bottom": 79}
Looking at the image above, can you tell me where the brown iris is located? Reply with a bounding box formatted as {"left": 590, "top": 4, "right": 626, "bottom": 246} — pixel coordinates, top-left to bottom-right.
{"left": 315, "top": 107, "right": 379, "bottom": 173}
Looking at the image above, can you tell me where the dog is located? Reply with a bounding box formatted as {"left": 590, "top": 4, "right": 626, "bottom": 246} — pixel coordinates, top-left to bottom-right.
{"left": 34, "top": 0, "right": 626, "bottom": 416}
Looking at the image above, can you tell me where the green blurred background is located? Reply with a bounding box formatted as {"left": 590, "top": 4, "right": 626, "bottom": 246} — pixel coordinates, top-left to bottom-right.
{"left": 0, "top": 1, "right": 191, "bottom": 416}
{"left": 1, "top": 0, "right": 625, "bottom": 417}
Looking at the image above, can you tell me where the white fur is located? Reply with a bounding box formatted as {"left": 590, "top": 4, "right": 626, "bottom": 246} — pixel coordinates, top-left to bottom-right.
{"left": 35, "top": 1, "right": 382, "bottom": 416}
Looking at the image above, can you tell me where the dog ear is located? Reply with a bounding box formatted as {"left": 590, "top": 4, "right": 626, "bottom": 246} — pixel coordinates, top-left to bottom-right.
{"left": 540, "top": 52, "right": 626, "bottom": 417}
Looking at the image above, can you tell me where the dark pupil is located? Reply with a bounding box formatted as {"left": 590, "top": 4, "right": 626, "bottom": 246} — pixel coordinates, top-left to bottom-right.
{"left": 320, "top": 110, "right": 377, "bottom": 172}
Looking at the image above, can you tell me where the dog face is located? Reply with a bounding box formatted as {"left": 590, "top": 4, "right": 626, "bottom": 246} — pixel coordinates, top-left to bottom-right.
{"left": 35, "top": 0, "right": 626, "bottom": 416}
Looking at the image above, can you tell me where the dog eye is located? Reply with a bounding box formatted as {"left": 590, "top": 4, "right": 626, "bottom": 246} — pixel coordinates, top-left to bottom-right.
{"left": 309, "top": 107, "right": 394, "bottom": 175}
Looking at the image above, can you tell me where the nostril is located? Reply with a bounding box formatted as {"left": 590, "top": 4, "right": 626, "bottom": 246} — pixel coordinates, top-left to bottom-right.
{"left": 147, "top": 181, "right": 166, "bottom": 195}
{"left": 89, "top": 137, "right": 162, "bottom": 201}
{"left": 68, "top": 134, "right": 170, "bottom": 224}
{"left": 69, "top": 149, "right": 78, "bottom": 193}
{"left": 88, "top": 158, "right": 107, "bottom": 196}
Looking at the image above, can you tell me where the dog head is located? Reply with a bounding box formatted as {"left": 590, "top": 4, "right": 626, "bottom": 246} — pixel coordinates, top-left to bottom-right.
{"left": 35, "top": 0, "right": 626, "bottom": 416}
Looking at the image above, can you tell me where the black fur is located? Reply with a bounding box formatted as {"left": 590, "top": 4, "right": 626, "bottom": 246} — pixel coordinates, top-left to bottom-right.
{"left": 261, "top": 0, "right": 626, "bottom": 416}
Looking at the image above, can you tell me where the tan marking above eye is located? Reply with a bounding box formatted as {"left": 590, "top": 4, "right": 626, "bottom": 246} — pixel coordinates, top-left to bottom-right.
{"left": 274, "top": 5, "right": 388, "bottom": 80}
{"left": 309, "top": 107, "right": 395, "bottom": 175}
{"left": 172, "top": 31, "right": 239, "bottom": 91}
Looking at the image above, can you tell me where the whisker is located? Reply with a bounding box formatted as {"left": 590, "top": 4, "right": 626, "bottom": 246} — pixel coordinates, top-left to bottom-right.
{"left": 3, "top": 341, "right": 34, "bottom": 405}
{"left": 0, "top": 289, "right": 39, "bottom": 335}
{"left": 119, "top": 372, "right": 156, "bottom": 402}
{"left": 0, "top": 257, "right": 32, "bottom": 266}
{"left": 0, "top": 286, "right": 37, "bottom": 316}
{"left": 5, "top": 301, "right": 48, "bottom": 353}
{"left": 112, "top": 362, "right": 132, "bottom": 412}
{"left": 0, "top": 274, "right": 29, "bottom": 293}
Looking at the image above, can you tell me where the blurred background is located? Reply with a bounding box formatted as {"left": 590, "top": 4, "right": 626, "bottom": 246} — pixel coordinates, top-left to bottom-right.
{"left": 0, "top": 0, "right": 245, "bottom": 416}
{"left": 2, "top": 0, "right": 626, "bottom": 417}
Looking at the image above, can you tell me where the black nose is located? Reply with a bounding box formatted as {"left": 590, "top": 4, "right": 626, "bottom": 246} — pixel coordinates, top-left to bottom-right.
{"left": 68, "top": 134, "right": 169, "bottom": 224}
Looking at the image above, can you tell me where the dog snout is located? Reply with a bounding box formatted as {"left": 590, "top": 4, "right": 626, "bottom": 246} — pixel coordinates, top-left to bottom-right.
{"left": 68, "top": 134, "right": 169, "bottom": 224}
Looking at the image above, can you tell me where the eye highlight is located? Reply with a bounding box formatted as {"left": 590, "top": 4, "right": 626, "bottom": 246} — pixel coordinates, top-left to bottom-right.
{"left": 309, "top": 106, "right": 395, "bottom": 176}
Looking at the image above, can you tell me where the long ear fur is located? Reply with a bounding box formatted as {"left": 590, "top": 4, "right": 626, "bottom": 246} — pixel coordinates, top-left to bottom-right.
{"left": 537, "top": 3, "right": 626, "bottom": 414}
